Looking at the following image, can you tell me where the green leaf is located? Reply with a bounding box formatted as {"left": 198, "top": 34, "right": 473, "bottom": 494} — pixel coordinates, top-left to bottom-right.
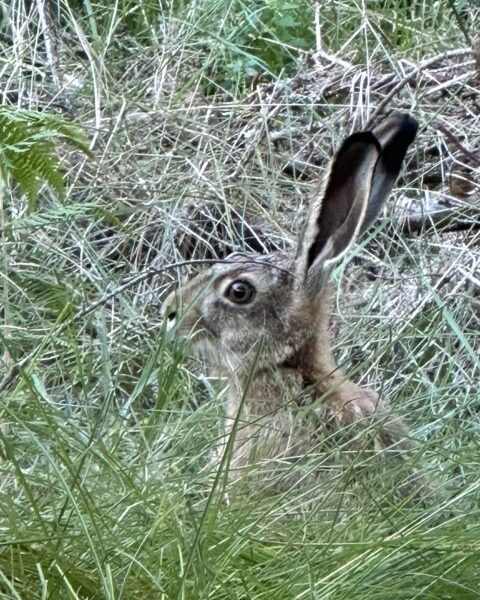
{"left": 0, "top": 106, "right": 91, "bottom": 211}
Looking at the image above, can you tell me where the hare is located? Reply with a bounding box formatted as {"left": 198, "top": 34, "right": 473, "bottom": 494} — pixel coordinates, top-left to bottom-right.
{"left": 162, "top": 113, "right": 418, "bottom": 480}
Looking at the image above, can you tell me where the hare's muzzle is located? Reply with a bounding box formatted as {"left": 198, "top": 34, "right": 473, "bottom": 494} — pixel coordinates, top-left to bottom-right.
{"left": 161, "top": 292, "right": 178, "bottom": 332}
{"left": 165, "top": 309, "right": 177, "bottom": 332}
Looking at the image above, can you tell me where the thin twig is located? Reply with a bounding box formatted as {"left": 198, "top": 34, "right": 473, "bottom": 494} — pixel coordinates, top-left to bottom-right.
{"left": 365, "top": 48, "right": 472, "bottom": 129}
{"left": 435, "top": 119, "right": 480, "bottom": 167}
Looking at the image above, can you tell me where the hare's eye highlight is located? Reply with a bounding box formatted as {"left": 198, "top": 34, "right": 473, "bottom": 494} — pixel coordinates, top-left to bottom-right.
{"left": 225, "top": 280, "right": 256, "bottom": 304}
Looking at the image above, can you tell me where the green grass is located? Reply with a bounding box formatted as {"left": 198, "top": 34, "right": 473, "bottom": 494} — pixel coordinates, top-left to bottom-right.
{"left": 1, "top": 0, "right": 480, "bottom": 598}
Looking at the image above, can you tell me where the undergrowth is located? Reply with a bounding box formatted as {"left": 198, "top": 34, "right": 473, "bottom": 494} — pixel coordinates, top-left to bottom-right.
{"left": 0, "top": 1, "right": 479, "bottom": 598}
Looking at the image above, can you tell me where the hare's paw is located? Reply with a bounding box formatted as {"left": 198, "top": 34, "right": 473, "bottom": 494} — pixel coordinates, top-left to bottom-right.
{"left": 325, "top": 382, "right": 382, "bottom": 426}
{"left": 325, "top": 383, "right": 411, "bottom": 451}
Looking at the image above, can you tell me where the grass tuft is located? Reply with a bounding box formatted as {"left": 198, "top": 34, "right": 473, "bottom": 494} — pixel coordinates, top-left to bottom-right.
{"left": 0, "top": 1, "right": 479, "bottom": 598}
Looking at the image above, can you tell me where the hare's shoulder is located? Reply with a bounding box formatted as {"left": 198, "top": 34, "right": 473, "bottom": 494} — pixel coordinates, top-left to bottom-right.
{"left": 243, "top": 366, "right": 315, "bottom": 417}
{"left": 245, "top": 366, "right": 390, "bottom": 428}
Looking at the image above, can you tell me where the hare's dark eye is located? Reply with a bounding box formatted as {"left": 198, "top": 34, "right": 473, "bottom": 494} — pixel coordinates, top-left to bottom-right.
{"left": 225, "top": 280, "right": 256, "bottom": 304}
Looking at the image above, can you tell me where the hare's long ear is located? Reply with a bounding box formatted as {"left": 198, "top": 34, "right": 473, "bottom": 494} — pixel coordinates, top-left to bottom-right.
{"left": 362, "top": 112, "right": 418, "bottom": 232}
{"left": 295, "top": 131, "right": 381, "bottom": 281}
{"left": 295, "top": 113, "right": 418, "bottom": 286}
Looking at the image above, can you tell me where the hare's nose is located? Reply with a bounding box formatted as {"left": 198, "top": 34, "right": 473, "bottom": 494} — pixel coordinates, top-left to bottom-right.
{"left": 161, "top": 293, "right": 178, "bottom": 331}
{"left": 163, "top": 309, "right": 177, "bottom": 333}
{"left": 166, "top": 308, "right": 177, "bottom": 329}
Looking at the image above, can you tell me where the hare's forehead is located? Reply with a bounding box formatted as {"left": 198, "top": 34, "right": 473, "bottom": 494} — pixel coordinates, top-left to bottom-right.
{"left": 209, "top": 254, "right": 292, "bottom": 287}
{"left": 213, "top": 252, "right": 290, "bottom": 273}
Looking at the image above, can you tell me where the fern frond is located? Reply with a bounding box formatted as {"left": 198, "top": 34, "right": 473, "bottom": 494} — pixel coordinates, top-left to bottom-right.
{"left": 0, "top": 106, "right": 91, "bottom": 211}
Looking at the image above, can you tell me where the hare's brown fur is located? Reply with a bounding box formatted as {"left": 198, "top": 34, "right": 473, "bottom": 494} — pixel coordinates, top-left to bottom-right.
{"left": 163, "top": 113, "right": 418, "bottom": 476}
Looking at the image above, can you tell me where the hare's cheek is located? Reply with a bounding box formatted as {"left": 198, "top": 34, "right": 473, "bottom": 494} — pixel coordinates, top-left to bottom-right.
{"left": 199, "top": 301, "right": 229, "bottom": 338}
{"left": 175, "top": 304, "right": 206, "bottom": 337}
{"left": 183, "top": 297, "right": 224, "bottom": 339}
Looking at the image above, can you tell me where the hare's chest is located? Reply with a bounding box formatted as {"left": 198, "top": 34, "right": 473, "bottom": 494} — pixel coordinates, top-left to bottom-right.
{"left": 225, "top": 368, "right": 321, "bottom": 467}
{"left": 242, "top": 368, "right": 312, "bottom": 416}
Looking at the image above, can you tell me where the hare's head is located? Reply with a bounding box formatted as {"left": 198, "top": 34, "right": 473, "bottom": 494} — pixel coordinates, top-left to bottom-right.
{"left": 163, "top": 113, "right": 418, "bottom": 375}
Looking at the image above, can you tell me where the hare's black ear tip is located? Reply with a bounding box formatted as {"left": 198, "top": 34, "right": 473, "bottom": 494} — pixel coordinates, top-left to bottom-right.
{"left": 393, "top": 112, "right": 419, "bottom": 144}
{"left": 380, "top": 113, "right": 418, "bottom": 171}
